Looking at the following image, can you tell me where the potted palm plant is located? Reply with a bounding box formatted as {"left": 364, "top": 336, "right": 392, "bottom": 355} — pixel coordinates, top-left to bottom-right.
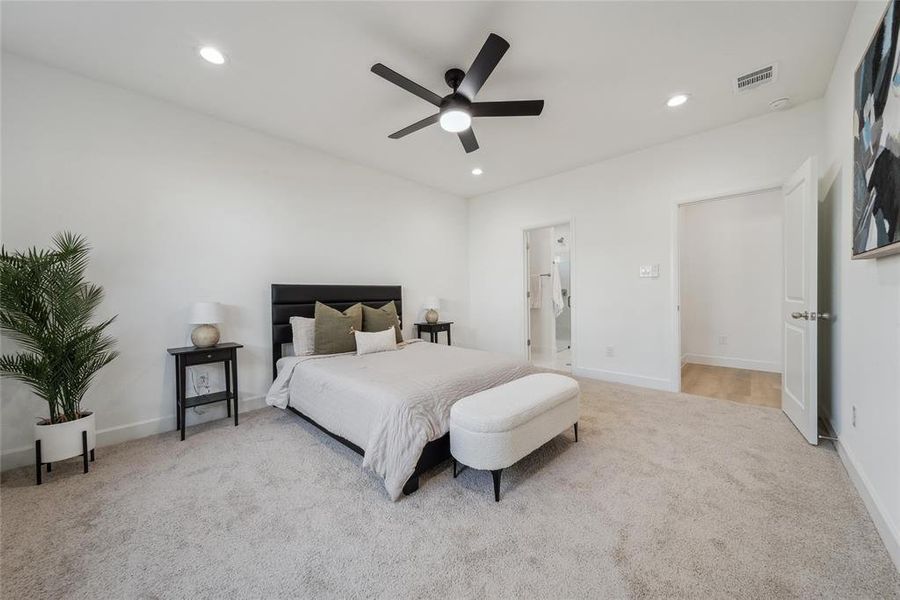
{"left": 0, "top": 232, "right": 118, "bottom": 482}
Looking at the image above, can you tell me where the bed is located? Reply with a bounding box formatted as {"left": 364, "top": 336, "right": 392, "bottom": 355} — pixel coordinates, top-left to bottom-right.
{"left": 267, "top": 284, "right": 535, "bottom": 500}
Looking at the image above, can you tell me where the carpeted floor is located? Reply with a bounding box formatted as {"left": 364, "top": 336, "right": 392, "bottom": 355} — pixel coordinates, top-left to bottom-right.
{"left": 2, "top": 378, "right": 898, "bottom": 599}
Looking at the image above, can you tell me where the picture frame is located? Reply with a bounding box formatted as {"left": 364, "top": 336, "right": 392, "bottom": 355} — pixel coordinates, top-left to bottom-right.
{"left": 852, "top": 0, "right": 900, "bottom": 259}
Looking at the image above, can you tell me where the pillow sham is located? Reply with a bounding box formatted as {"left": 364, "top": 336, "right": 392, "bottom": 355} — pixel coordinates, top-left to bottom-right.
{"left": 290, "top": 316, "right": 315, "bottom": 356}
{"left": 361, "top": 301, "right": 403, "bottom": 343}
{"left": 314, "top": 302, "right": 363, "bottom": 355}
{"left": 354, "top": 327, "right": 398, "bottom": 356}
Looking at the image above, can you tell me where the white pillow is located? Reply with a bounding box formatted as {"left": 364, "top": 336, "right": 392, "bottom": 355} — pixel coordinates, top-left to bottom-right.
{"left": 290, "top": 316, "right": 315, "bottom": 356}
{"left": 354, "top": 327, "right": 398, "bottom": 356}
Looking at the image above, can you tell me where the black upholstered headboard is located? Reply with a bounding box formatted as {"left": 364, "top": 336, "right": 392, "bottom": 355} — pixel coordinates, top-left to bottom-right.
{"left": 271, "top": 284, "right": 402, "bottom": 378}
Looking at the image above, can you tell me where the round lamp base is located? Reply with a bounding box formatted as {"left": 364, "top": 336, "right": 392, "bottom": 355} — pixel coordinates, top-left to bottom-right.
{"left": 191, "top": 324, "right": 220, "bottom": 348}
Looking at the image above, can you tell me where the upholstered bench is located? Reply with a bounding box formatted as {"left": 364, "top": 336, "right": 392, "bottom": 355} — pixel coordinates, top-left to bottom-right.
{"left": 449, "top": 373, "right": 580, "bottom": 501}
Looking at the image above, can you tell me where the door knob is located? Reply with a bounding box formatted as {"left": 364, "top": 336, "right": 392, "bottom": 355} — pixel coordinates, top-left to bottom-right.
{"left": 791, "top": 311, "right": 809, "bottom": 320}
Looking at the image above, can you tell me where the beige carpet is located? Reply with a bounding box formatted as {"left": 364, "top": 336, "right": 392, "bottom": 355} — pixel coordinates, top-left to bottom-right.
{"left": 1, "top": 378, "right": 897, "bottom": 599}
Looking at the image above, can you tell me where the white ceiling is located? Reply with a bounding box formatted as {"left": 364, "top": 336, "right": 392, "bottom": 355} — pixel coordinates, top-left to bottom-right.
{"left": 2, "top": 1, "right": 854, "bottom": 198}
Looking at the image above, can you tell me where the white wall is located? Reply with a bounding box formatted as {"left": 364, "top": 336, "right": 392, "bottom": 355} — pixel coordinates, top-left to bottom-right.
{"left": 0, "top": 55, "right": 469, "bottom": 468}
{"left": 468, "top": 100, "right": 824, "bottom": 391}
{"left": 821, "top": 0, "right": 900, "bottom": 569}
{"left": 680, "top": 190, "right": 783, "bottom": 373}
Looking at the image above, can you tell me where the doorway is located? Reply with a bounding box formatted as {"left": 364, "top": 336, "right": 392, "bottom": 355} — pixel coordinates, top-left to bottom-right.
{"left": 525, "top": 223, "right": 572, "bottom": 372}
{"left": 677, "top": 188, "right": 784, "bottom": 408}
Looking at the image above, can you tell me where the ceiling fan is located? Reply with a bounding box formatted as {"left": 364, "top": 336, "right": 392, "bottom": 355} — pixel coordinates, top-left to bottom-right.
{"left": 371, "top": 33, "right": 544, "bottom": 153}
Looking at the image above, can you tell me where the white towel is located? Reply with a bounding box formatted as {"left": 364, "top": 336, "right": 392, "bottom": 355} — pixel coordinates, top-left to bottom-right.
{"left": 529, "top": 274, "right": 542, "bottom": 309}
{"left": 551, "top": 263, "right": 564, "bottom": 317}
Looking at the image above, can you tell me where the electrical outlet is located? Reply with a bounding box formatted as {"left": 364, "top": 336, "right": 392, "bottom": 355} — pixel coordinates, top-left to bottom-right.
{"left": 606, "top": 345, "right": 615, "bottom": 357}
{"left": 852, "top": 405, "right": 857, "bottom": 428}
{"left": 718, "top": 335, "right": 728, "bottom": 346}
{"left": 197, "top": 373, "right": 209, "bottom": 388}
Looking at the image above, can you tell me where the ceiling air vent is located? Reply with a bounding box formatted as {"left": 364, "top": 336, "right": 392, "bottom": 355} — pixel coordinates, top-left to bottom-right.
{"left": 733, "top": 63, "right": 778, "bottom": 94}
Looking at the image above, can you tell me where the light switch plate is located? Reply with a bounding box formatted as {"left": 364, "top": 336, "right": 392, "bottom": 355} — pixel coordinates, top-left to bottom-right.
{"left": 639, "top": 264, "right": 660, "bottom": 278}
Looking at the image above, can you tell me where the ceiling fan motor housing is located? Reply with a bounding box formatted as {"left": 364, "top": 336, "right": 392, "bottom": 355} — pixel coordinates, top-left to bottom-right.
{"left": 440, "top": 93, "right": 471, "bottom": 114}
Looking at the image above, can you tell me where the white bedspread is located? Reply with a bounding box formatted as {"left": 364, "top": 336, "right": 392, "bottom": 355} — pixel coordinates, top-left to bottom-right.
{"left": 265, "top": 340, "right": 534, "bottom": 500}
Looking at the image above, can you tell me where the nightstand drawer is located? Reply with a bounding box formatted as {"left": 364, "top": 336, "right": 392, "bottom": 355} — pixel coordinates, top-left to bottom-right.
{"left": 183, "top": 348, "right": 232, "bottom": 366}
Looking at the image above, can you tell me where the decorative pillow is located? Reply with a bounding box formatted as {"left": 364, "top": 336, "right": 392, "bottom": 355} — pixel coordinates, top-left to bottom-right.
{"left": 290, "top": 316, "right": 315, "bottom": 356}
{"left": 361, "top": 301, "right": 403, "bottom": 343}
{"left": 314, "top": 302, "right": 363, "bottom": 355}
{"left": 354, "top": 327, "right": 398, "bottom": 356}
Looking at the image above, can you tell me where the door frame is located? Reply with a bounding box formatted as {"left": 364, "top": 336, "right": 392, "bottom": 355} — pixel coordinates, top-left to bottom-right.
{"left": 522, "top": 218, "right": 576, "bottom": 368}
{"left": 670, "top": 183, "right": 781, "bottom": 391}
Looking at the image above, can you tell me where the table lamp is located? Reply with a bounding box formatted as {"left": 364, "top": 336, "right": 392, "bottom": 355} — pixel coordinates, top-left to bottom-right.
{"left": 189, "top": 302, "right": 223, "bottom": 348}
{"left": 423, "top": 296, "right": 440, "bottom": 324}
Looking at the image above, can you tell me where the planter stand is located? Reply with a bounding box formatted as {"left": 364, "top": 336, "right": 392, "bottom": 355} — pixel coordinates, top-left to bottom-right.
{"left": 35, "top": 430, "right": 95, "bottom": 485}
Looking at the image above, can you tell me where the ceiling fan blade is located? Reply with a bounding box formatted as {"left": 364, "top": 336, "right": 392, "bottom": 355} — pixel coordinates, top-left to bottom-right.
{"left": 371, "top": 63, "right": 443, "bottom": 107}
{"left": 471, "top": 100, "right": 545, "bottom": 117}
{"left": 458, "top": 128, "right": 479, "bottom": 153}
{"left": 457, "top": 33, "right": 510, "bottom": 100}
{"left": 388, "top": 114, "right": 440, "bottom": 139}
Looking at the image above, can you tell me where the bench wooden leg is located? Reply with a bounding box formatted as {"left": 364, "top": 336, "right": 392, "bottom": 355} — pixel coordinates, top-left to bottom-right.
{"left": 491, "top": 469, "right": 502, "bottom": 502}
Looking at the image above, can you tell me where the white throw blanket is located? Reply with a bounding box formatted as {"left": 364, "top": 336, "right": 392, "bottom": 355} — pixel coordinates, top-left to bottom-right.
{"left": 266, "top": 341, "right": 535, "bottom": 500}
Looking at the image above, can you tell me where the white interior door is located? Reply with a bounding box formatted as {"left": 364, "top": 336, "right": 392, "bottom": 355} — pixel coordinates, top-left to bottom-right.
{"left": 781, "top": 157, "right": 818, "bottom": 445}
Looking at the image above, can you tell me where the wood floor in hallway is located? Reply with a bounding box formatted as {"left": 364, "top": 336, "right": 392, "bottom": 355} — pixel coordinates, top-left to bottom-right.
{"left": 681, "top": 363, "right": 782, "bottom": 408}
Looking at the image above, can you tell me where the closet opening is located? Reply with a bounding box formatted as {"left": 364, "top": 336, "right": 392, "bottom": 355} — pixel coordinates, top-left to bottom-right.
{"left": 677, "top": 188, "right": 783, "bottom": 407}
{"left": 524, "top": 222, "right": 572, "bottom": 372}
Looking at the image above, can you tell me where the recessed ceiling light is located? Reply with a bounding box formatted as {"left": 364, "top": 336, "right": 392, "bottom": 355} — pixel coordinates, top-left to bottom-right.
{"left": 199, "top": 46, "right": 226, "bottom": 65}
{"left": 666, "top": 93, "right": 690, "bottom": 108}
{"left": 471, "top": 167, "right": 483, "bottom": 176}
{"left": 439, "top": 110, "right": 472, "bottom": 133}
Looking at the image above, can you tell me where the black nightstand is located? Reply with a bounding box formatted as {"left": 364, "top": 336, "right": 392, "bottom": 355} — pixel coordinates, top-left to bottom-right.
{"left": 415, "top": 322, "right": 453, "bottom": 345}
{"left": 166, "top": 342, "right": 242, "bottom": 440}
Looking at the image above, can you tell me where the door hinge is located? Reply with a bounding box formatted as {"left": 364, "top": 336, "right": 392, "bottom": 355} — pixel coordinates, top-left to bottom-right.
{"left": 526, "top": 291, "right": 531, "bottom": 298}
{"left": 527, "top": 339, "right": 531, "bottom": 347}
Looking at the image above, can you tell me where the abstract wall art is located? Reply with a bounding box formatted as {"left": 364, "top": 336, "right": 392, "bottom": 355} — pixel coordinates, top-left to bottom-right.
{"left": 854, "top": 0, "right": 900, "bottom": 258}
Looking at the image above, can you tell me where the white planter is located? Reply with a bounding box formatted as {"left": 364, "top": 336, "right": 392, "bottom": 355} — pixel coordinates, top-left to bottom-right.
{"left": 34, "top": 412, "right": 96, "bottom": 463}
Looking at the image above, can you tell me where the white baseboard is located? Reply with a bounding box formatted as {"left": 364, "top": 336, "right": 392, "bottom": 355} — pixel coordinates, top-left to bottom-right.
{"left": 682, "top": 353, "right": 782, "bottom": 373}
{"left": 572, "top": 366, "right": 678, "bottom": 392}
{"left": 1, "top": 394, "right": 267, "bottom": 471}
{"left": 829, "top": 425, "right": 900, "bottom": 573}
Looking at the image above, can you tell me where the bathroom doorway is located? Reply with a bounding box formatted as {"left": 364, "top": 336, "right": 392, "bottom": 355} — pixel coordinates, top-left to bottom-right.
{"left": 524, "top": 222, "right": 572, "bottom": 372}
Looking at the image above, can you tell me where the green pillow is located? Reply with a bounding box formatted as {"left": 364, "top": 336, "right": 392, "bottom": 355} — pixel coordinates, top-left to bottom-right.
{"left": 314, "top": 302, "right": 363, "bottom": 355}
{"left": 362, "top": 301, "right": 403, "bottom": 343}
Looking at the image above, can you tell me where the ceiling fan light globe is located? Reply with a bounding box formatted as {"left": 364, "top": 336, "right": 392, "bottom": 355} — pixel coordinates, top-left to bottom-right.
{"left": 439, "top": 110, "right": 472, "bottom": 133}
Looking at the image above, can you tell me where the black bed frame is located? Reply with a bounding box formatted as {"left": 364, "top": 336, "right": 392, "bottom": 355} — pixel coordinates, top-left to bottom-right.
{"left": 271, "top": 284, "right": 450, "bottom": 495}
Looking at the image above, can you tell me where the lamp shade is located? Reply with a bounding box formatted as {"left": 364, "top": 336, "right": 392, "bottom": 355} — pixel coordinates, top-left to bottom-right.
{"left": 422, "top": 296, "right": 440, "bottom": 310}
{"left": 188, "top": 302, "right": 223, "bottom": 325}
